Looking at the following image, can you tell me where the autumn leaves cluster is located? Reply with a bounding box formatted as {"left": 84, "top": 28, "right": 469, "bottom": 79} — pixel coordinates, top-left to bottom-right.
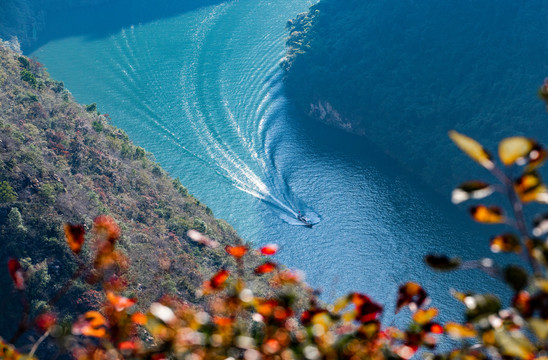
{"left": 3, "top": 213, "right": 457, "bottom": 359}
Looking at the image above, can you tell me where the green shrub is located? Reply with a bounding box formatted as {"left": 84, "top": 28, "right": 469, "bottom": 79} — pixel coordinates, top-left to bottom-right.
{"left": 18, "top": 56, "right": 30, "bottom": 70}
{"left": 85, "top": 103, "right": 97, "bottom": 113}
{"left": 20, "top": 69, "right": 37, "bottom": 87}
{"left": 92, "top": 120, "right": 104, "bottom": 133}
{"left": 0, "top": 181, "right": 17, "bottom": 204}
{"left": 39, "top": 183, "right": 56, "bottom": 203}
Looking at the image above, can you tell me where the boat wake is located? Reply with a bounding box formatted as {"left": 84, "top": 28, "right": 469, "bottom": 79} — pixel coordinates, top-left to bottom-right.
{"left": 102, "top": 2, "right": 320, "bottom": 227}
{"left": 165, "top": 2, "right": 321, "bottom": 227}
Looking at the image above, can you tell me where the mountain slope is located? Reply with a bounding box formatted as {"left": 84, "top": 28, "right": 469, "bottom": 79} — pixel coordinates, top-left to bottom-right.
{"left": 0, "top": 41, "right": 252, "bottom": 337}
{"left": 282, "top": 0, "right": 548, "bottom": 193}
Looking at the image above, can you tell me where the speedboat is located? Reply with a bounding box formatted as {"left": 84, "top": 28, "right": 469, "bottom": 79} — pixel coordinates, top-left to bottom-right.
{"left": 297, "top": 213, "right": 313, "bottom": 228}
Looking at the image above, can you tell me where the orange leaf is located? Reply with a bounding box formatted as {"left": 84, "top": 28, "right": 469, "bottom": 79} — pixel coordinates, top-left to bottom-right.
{"left": 213, "top": 316, "right": 234, "bottom": 326}
{"left": 64, "top": 224, "right": 85, "bottom": 254}
{"left": 256, "top": 299, "right": 279, "bottom": 317}
{"left": 225, "top": 245, "right": 248, "bottom": 258}
{"left": 260, "top": 244, "right": 278, "bottom": 256}
{"left": 72, "top": 311, "right": 108, "bottom": 338}
{"left": 490, "top": 233, "right": 521, "bottom": 253}
{"left": 470, "top": 205, "right": 505, "bottom": 224}
{"left": 514, "top": 172, "right": 548, "bottom": 203}
{"left": 132, "top": 312, "right": 147, "bottom": 325}
{"left": 445, "top": 322, "right": 477, "bottom": 339}
{"left": 106, "top": 292, "right": 136, "bottom": 312}
{"left": 93, "top": 215, "right": 120, "bottom": 243}
{"left": 255, "top": 262, "right": 277, "bottom": 274}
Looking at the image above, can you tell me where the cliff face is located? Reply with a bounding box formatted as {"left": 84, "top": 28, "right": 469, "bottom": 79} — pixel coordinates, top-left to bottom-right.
{"left": 283, "top": 0, "right": 548, "bottom": 193}
{"left": 0, "top": 42, "right": 249, "bottom": 336}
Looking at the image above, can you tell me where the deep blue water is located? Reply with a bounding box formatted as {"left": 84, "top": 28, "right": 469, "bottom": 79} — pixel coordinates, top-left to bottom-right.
{"left": 31, "top": 0, "right": 510, "bottom": 324}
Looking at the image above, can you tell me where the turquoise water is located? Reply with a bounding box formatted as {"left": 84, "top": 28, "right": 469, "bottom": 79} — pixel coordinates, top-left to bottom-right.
{"left": 31, "top": 0, "right": 507, "bottom": 322}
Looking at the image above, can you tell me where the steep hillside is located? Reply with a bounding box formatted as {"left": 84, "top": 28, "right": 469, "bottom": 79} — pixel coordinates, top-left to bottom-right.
{"left": 282, "top": 0, "right": 548, "bottom": 193}
{"left": 0, "top": 41, "right": 256, "bottom": 337}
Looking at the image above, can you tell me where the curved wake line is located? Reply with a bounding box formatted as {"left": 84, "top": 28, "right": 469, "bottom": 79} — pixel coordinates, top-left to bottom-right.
{"left": 99, "top": 1, "right": 321, "bottom": 227}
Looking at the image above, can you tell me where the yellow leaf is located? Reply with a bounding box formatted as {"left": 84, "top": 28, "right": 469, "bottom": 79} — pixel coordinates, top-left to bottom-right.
{"left": 495, "top": 329, "right": 535, "bottom": 360}
{"left": 499, "top": 137, "right": 535, "bottom": 166}
{"left": 342, "top": 311, "right": 357, "bottom": 323}
{"left": 535, "top": 279, "right": 548, "bottom": 292}
{"left": 333, "top": 295, "right": 351, "bottom": 313}
{"left": 413, "top": 308, "right": 438, "bottom": 325}
{"left": 482, "top": 329, "right": 496, "bottom": 345}
{"left": 451, "top": 289, "right": 467, "bottom": 302}
{"left": 311, "top": 312, "right": 332, "bottom": 332}
{"left": 445, "top": 322, "right": 477, "bottom": 339}
{"left": 528, "top": 318, "right": 548, "bottom": 341}
{"left": 449, "top": 131, "right": 494, "bottom": 169}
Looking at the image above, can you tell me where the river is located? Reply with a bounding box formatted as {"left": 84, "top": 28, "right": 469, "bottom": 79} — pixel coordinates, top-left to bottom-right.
{"left": 30, "top": 0, "right": 506, "bottom": 323}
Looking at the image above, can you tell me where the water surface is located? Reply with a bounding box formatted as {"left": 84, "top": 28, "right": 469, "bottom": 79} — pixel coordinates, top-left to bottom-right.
{"left": 32, "top": 0, "right": 508, "bottom": 323}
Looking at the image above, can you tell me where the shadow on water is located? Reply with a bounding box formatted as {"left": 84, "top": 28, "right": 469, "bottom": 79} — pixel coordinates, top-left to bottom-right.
{"left": 25, "top": 0, "right": 226, "bottom": 52}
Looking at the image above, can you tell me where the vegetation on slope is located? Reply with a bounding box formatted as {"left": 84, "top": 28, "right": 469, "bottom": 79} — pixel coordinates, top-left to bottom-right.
{"left": 0, "top": 41, "right": 261, "bottom": 339}
{"left": 282, "top": 0, "right": 548, "bottom": 193}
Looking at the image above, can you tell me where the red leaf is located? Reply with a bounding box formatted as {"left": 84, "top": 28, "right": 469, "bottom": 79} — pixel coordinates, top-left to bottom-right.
{"left": 203, "top": 269, "right": 230, "bottom": 292}
{"left": 260, "top": 244, "right": 278, "bottom": 256}
{"left": 396, "top": 282, "right": 428, "bottom": 313}
{"left": 350, "top": 293, "right": 383, "bottom": 323}
{"left": 36, "top": 313, "right": 57, "bottom": 332}
{"left": 8, "top": 258, "right": 24, "bottom": 290}
{"left": 255, "top": 262, "right": 277, "bottom": 274}
{"left": 119, "top": 340, "right": 138, "bottom": 351}
{"left": 427, "top": 323, "right": 444, "bottom": 334}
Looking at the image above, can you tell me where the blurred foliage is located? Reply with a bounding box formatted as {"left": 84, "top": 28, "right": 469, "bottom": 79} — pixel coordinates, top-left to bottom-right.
{"left": 0, "top": 181, "right": 17, "bottom": 204}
